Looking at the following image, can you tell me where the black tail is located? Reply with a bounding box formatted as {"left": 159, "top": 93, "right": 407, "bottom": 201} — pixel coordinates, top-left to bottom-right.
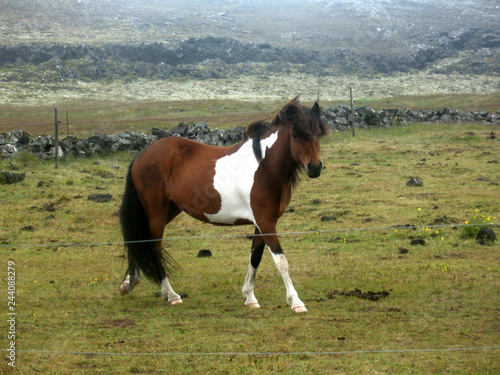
{"left": 119, "top": 161, "right": 173, "bottom": 285}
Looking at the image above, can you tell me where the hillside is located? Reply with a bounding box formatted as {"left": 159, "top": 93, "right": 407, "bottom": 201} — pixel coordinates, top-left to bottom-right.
{"left": 0, "top": 0, "right": 499, "bottom": 104}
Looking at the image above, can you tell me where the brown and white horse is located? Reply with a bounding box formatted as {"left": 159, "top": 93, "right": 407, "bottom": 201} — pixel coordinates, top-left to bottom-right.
{"left": 119, "top": 97, "right": 328, "bottom": 312}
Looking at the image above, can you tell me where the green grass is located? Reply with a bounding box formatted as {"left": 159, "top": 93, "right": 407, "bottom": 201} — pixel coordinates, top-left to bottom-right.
{"left": 0, "top": 121, "right": 499, "bottom": 374}
{"left": 0, "top": 99, "right": 281, "bottom": 137}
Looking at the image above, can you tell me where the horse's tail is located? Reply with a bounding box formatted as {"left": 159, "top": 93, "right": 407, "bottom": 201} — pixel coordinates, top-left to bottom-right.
{"left": 119, "top": 161, "right": 172, "bottom": 285}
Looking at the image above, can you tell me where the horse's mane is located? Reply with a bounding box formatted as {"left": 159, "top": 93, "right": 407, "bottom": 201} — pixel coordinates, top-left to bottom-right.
{"left": 244, "top": 96, "right": 328, "bottom": 162}
{"left": 274, "top": 96, "right": 329, "bottom": 140}
{"left": 244, "top": 120, "right": 273, "bottom": 162}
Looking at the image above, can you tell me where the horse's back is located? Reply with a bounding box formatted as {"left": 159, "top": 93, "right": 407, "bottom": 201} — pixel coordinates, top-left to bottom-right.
{"left": 131, "top": 137, "right": 244, "bottom": 220}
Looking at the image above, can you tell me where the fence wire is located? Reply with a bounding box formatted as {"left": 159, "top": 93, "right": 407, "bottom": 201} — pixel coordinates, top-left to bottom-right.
{"left": 3, "top": 346, "right": 499, "bottom": 357}
{"left": 0, "top": 222, "right": 497, "bottom": 249}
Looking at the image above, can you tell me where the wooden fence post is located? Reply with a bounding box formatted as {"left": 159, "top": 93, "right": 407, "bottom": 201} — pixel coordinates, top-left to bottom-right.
{"left": 55, "top": 108, "right": 59, "bottom": 169}
{"left": 350, "top": 86, "right": 355, "bottom": 137}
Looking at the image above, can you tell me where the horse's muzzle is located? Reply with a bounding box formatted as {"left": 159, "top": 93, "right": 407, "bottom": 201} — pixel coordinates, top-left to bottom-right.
{"left": 306, "top": 161, "right": 323, "bottom": 178}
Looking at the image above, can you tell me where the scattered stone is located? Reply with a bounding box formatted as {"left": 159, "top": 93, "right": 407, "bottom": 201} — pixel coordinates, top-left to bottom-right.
{"left": 0, "top": 171, "right": 25, "bottom": 184}
{"left": 476, "top": 227, "right": 497, "bottom": 245}
{"left": 321, "top": 216, "right": 337, "bottom": 222}
{"left": 406, "top": 177, "right": 423, "bottom": 187}
{"left": 45, "top": 214, "right": 56, "bottom": 220}
{"left": 197, "top": 249, "right": 212, "bottom": 258}
{"left": 398, "top": 247, "right": 409, "bottom": 254}
{"left": 486, "top": 132, "right": 496, "bottom": 139}
{"left": 21, "top": 225, "right": 34, "bottom": 231}
{"left": 410, "top": 238, "right": 426, "bottom": 246}
{"left": 39, "top": 202, "right": 57, "bottom": 212}
{"left": 88, "top": 193, "right": 112, "bottom": 203}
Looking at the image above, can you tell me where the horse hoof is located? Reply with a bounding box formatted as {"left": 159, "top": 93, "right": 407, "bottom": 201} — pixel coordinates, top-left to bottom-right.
{"left": 292, "top": 305, "right": 308, "bottom": 313}
{"left": 169, "top": 298, "right": 183, "bottom": 306}
{"left": 119, "top": 283, "right": 129, "bottom": 296}
{"left": 246, "top": 302, "right": 261, "bottom": 309}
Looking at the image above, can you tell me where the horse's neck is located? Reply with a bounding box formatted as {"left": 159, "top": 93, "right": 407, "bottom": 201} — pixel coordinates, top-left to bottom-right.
{"left": 262, "top": 128, "right": 298, "bottom": 184}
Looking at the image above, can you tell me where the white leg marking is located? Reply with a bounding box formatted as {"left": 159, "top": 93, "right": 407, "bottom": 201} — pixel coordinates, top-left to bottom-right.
{"left": 242, "top": 255, "right": 260, "bottom": 308}
{"left": 269, "top": 249, "right": 307, "bottom": 313}
{"left": 161, "top": 277, "right": 183, "bottom": 305}
{"left": 120, "top": 271, "right": 141, "bottom": 295}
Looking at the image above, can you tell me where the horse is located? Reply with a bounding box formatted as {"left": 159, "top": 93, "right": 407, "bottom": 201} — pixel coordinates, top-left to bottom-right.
{"left": 119, "top": 96, "right": 328, "bottom": 313}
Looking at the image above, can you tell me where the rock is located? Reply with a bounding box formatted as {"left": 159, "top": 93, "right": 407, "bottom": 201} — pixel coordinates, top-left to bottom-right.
{"left": 171, "top": 122, "right": 189, "bottom": 137}
{"left": 486, "top": 132, "right": 496, "bottom": 139}
{"left": 0, "top": 171, "right": 25, "bottom": 184}
{"left": 197, "top": 249, "right": 212, "bottom": 258}
{"left": 406, "top": 177, "right": 423, "bottom": 187}
{"left": 321, "top": 216, "right": 337, "bottom": 222}
{"left": 476, "top": 227, "right": 496, "bottom": 245}
{"left": 410, "top": 238, "right": 426, "bottom": 246}
{"left": 88, "top": 193, "right": 112, "bottom": 203}
{"left": 398, "top": 247, "right": 409, "bottom": 254}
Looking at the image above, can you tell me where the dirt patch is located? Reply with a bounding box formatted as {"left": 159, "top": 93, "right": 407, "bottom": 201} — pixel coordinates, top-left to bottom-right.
{"left": 101, "top": 318, "right": 135, "bottom": 328}
{"left": 327, "top": 288, "right": 390, "bottom": 301}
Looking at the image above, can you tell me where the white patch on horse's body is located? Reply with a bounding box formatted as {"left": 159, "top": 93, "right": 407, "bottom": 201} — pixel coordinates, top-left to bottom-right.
{"left": 204, "top": 131, "right": 279, "bottom": 224}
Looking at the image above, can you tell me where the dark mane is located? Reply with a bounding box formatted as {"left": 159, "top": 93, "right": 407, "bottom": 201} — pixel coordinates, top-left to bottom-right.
{"left": 244, "top": 119, "right": 273, "bottom": 162}
{"left": 273, "top": 96, "right": 329, "bottom": 139}
{"left": 244, "top": 96, "right": 328, "bottom": 162}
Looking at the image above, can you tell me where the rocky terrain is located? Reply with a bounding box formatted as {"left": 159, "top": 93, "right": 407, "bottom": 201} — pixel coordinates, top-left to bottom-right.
{"left": 0, "top": 0, "right": 499, "bottom": 103}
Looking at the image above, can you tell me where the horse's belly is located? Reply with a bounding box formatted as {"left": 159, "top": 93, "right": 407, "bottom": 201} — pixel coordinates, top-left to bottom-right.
{"left": 204, "top": 187, "right": 255, "bottom": 225}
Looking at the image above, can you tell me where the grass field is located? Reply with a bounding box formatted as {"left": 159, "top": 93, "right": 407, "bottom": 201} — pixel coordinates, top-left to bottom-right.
{"left": 0, "top": 93, "right": 499, "bottom": 137}
{"left": 1, "top": 115, "right": 499, "bottom": 373}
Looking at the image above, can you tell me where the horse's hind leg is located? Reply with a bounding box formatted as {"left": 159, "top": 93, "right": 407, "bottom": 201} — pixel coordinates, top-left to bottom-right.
{"left": 120, "top": 268, "right": 141, "bottom": 295}
{"left": 151, "top": 201, "right": 183, "bottom": 305}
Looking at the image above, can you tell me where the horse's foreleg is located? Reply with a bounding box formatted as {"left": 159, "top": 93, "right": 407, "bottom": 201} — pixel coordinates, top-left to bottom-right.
{"left": 257, "top": 221, "right": 307, "bottom": 312}
{"left": 269, "top": 250, "right": 307, "bottom": 312}
{"left": 242, "top": 229, "right": 265, "bottom": 309}
{"left": 160, "top": 276, "right": 183, "bottom": 305}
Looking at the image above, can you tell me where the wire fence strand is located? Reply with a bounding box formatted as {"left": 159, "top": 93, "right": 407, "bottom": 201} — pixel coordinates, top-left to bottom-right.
{"left": 0, "top": 222, "right": 497, "bottom": 249}
{"left": 4, "top": 346, "right": 500, "bottom": 357}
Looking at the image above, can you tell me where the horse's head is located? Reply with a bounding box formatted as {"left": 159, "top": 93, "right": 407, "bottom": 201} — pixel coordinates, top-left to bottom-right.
{"left": 275, "top": 97, "right": 329, "bottom": 178}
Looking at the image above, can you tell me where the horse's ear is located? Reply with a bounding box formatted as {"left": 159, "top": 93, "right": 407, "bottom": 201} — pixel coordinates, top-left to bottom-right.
{"left": 312, "top": 102, "right": 320, "bottom": 116}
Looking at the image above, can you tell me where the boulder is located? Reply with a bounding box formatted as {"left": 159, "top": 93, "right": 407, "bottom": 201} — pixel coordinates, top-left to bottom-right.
{"left": 476, "top": 227, "right": 497, "bottom": 245}
{"left": 0, "top": 171, "right": 25, "bottom": 184}
{"left": 406, "top": 177, "right": 423, "bottom": 187}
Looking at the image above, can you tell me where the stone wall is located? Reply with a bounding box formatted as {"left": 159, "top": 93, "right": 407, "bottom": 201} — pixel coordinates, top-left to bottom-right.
{"left": 323, "top": 105, "right": 500, "bottom": 131}
{"left": 1, "top": 106, "right": 499, "bottom": 159}
{"left": 0, "top": 122, "right": 244, "bottom": 159}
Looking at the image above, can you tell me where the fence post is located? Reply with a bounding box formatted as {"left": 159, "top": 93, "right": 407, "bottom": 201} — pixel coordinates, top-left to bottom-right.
{"left": 350, "top": 87, "right": 355, "bottom": 137}
{"left": 66, "top": 110, "right": 69, "bottom": 138}
{"left": 55, "top": 108, "right": 59, "bottom": 169}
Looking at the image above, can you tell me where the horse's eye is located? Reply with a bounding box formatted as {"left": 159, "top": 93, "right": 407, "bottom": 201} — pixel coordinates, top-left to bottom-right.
{"left": 292, "top": 134, "right": 298, "bottom": 139}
